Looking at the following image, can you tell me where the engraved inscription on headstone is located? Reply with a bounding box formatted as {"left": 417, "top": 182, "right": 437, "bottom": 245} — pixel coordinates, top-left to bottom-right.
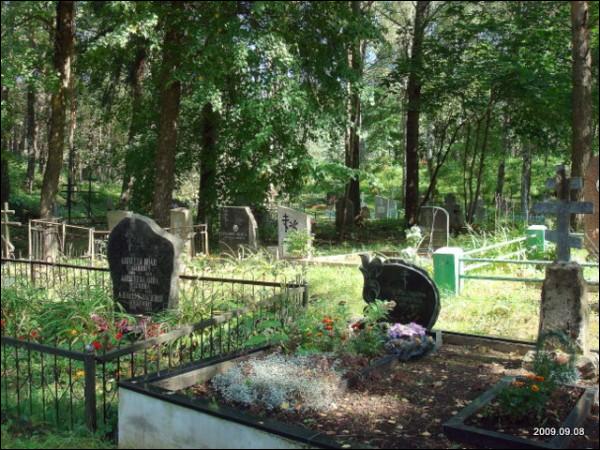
{"left": 360, "top": 254, "right": 441, "bottom": 329}
{"left": 107, "top": 214, "right": 183, "bottom": 314}
{"left": 584, "top": 156, "right": 599, "bottom": 253}
{"left": 219, "top": 207, "right": 258, "bottom": 252}
{"left": 277, "top": 206, "right": 312, "bottom": 257}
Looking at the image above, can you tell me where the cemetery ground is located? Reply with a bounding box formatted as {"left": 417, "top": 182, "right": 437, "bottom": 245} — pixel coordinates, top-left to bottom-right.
{"left": 2, "top": 244, "right": 599, "bottom": 449}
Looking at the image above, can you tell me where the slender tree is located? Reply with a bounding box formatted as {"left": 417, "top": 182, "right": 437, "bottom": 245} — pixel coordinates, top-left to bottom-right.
{"left": 119, "top": 40, "right": 148, "bottom": 209}
{"left": 39, "top": 1, "right": 75, "bottom": 219}
{"left": 570, "top": 0, "right": 593, "bottom": 227}
{"left": 25, "top": 83, "right": 38, "bottom": 193}
{"left": 404, "top": 1, "right": 430, "bottom": 226}
{"left": 152, "top": 1, "right": 184, "bottom": 226}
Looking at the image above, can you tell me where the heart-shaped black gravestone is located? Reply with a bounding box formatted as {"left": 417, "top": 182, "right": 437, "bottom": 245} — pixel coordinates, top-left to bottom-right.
{"left": 359, "top": 254, "right": 440, "bottom": 329}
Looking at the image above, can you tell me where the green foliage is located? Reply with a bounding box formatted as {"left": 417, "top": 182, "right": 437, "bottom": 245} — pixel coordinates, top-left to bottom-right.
{"left": 283, "top": 230, "right": 314, "bottom": 258}
{"left": 496, "top": 331, "right": 579, "bottom": 423}
{"left": 496, "top": 374, "right": 553, "bottom": 423}
{"left": 346, "top": 300, "right": 391, "bottom": 357}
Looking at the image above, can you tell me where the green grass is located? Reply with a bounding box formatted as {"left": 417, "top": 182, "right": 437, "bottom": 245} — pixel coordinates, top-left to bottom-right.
{"left": 306, "top": 259, "right": 600, "bottom": 349}
{"left": 1, "top": 422, "right": 113, "bottom": 449}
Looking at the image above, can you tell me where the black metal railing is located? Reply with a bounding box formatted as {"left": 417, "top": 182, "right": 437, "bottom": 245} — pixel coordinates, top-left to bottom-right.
{"left": 1, "top": 258, "right": 307, "bottom": 432}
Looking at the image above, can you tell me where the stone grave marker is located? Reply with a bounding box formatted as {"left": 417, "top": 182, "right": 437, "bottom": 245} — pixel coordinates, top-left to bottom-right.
{"left": 360, "top": 254, "right": 440, "bottom": 329}
{"left": 388, "top": 200, "right": 399, "bottom": 219}
{"left": 219, "top": 206, "right": 258, "bottom": 253}
{"left": 277, "top": 206, "right": 312, "bottom": 257}
{"left": 444, "top": 194, "right": 464, "bottom": 233}
{"left": 375, "top": 196, "right": 388, "bottom": 219}
{"left": 170, "top": 207, "right": 194, "bottom": 256}
{"left": 584, "top": 155, "right": 599, "bottom": 254}
{"left": 532, "top": 165, "right": 594, "bottom": 356}
{"left": 418, "top": 206, "right": 449, "bottom": 251}
{"left": 107, "top": 214, "right": 183, "bottom": 314}
{"left": 335, "top": 197, "right": 355, "bottom": 229}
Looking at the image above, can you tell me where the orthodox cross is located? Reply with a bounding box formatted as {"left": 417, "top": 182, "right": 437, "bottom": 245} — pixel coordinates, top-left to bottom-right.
{"left": 532, "top": 165, "right": 594, "bottom": 262}
{"left": 282, "top": 213, "right": 298, "bottom": 232}
{"left": 1, "top": 203, "right": 21, "bottom": 258}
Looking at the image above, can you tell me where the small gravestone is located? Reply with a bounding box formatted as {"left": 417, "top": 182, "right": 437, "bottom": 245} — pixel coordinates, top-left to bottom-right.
{"left": 219, "top": 207, "right": 258, "bottom": 253}
{"left": 277, "top": 206, "right": 312, "bottom": 257}
{"left": 335, "top": 198, "right": 354, "bottom": 229}
{"left": 170, "top": 208, "right": 194, "bottom": 256}
{"left": 107, "top": 214, "right": 183, "bottom": 314}
{"left": 375, "top": 196, "right": 388, "bottom": 219}
{"left": 444, "top": 194, "right": 464, "bottom": 233}
{"left": 360, "top": 254, "right": 440, "bottom": 329}
{"left": 388, "top": 200, "right": 398, "bottom": 219}
{"left": 418, "top": 206, "right": 449, "bottom": 251}
{"left": 584, "top": 155, "right": 599, "bottom": 254}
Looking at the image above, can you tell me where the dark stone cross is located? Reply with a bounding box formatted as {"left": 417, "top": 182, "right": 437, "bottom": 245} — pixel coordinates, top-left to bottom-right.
{"left": 532, "top": 165, "right": 594, "bottom": 262}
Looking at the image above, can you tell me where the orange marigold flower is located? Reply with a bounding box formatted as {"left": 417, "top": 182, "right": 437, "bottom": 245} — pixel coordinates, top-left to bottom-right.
{"left": 525, "top": 373, "right": 537, "bottom": 380}
{"left": 325, "top": 325, "right": 333, "bottom": 331}
{"left": 534, "top": 376, "right": 545, "bottom": 382}
{"left": 531, "top": 384, "right": 540, "bottom": 393}
{"left": 512, "top": 381, "right": 525, "bottom": 388}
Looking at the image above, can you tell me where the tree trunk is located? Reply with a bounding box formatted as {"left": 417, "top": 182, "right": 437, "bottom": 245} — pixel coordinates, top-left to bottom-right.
{"left": 197, "top": 103, "right": 219, "bottom": 232}
{"left": 151, "top": 2, "right": 184, "bottom": 227}
{"left": 119, "top": 41, "right": 148, "bottom": 210}
{"left": 0, "top": 156, "right": 8, "bottom": 207}
{"left": 40, "top": 1, "right": 75, "bottom": 220}
{"left": 404, "top": 1, "right": 430, "bottom": 226}
{"left": 520, "top": 142, "right": 532, "bottom": 224}
{"left": 25, "top": 85, "right": 38, "bottom": 193}
{"left": 468, "top": 104, "right": 492, "bottom": 223}
{"left": 343, "top": 1, "right": 364, "bottom": 219}
{"left": 570, "top": 1, "right": 593, "bottom": 229}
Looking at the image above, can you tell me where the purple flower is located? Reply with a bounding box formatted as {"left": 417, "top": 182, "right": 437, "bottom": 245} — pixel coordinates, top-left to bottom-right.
{"left": 388, "top": 322, "right": 427, "bottom": 340}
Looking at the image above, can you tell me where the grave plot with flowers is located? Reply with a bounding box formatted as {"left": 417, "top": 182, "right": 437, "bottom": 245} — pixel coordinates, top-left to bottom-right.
{"left": 117, "top": 255, "right": 598, "bottom": 449}
{"left": 0, "top": 214, "right": 306, "bottom": 433}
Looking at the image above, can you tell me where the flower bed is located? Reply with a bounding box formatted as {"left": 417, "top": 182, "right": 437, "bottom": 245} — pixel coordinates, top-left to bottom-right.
{"left": 116, "top": 340, "right": 600, "bottom": 449}
{"left": 443, "top": 376, "right": 597, "bottom": 449}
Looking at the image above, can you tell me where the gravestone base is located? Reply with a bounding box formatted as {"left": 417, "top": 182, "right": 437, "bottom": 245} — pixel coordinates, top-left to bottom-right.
{"left": 539, "top": 262, "right": 589, "bottom": 355}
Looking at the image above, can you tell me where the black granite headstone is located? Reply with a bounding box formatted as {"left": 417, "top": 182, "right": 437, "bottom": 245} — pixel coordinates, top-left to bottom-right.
{"left": 107, "top": 214, "right": 183, "bottom": 314}
{"left": 360, "top": 254, "right": 440, "bottom": 329}
{"left": 219, "top": 206, "right": 258, "bottom": 252}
